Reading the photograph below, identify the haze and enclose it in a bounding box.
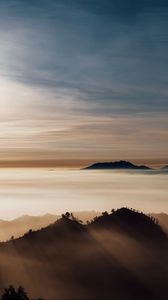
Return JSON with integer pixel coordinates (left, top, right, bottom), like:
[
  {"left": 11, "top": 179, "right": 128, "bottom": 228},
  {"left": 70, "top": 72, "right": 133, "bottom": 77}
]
[{"left": 0, "top": 168, "right": 167, "bottom": 220}]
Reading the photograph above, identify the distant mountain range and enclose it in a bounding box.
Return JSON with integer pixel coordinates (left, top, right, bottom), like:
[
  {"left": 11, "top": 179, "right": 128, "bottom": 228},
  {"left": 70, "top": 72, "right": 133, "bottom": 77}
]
[
  {"left": 0, "top": 208, "right": 167, "bottom": 300},
  {"left": 83, "top": 160, "right": 168, "bottom": 171},
  {"left": 0, "top": 211, "right": 101, "bottom": 241},
  {"left": 0, "top": 213, "right": 59, "bottom": 241}
]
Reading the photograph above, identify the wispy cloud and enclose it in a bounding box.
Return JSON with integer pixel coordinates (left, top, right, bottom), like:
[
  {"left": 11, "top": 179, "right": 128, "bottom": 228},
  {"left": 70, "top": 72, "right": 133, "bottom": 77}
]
[{"left": 0, "top": 0, "right": 167, "bottom": 163}]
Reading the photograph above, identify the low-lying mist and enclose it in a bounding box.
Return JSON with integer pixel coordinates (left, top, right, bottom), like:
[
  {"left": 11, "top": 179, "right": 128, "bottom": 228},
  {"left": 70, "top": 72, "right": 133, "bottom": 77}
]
[{"left": 0, "top": 169, "right": 167, "bottom": 219}]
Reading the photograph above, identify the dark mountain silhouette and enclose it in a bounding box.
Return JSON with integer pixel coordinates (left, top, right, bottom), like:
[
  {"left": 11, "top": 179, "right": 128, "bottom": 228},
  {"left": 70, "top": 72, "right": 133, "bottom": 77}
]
[
  {"left": 0, "top": 210, "right": 167, "bottom": 242},
  {"left": 0, "top": 211, "right": 100, "bottom": 241},
  {"left": 6, "top": 209, "right": 166, "bottom": 245},
  {"left": 83, "top": 160, "right": 152, "bottom": 170},
  {"left": 89, "top": 208, "right": 167, "bottom": 243},
  {"left": 0, "top": 208, "right": 167, "bottom": 300}
]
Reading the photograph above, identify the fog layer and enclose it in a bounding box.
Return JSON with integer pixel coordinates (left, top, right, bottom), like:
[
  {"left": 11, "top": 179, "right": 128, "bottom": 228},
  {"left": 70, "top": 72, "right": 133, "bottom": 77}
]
[{"left": 0, "top": 169, "right": 167, "bottom": 219}]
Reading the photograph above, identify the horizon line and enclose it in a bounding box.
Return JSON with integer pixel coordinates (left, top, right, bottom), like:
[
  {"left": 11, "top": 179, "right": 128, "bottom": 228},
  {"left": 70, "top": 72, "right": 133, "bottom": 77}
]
[{"left": 0, "top": 159, "right": 167, "bottom": 168}]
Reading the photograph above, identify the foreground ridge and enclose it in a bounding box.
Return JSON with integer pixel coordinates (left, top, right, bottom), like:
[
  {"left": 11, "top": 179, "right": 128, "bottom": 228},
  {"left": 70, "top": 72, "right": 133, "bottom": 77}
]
[{"left": 0, "top": 208, "right": 167, "bottom": 300}]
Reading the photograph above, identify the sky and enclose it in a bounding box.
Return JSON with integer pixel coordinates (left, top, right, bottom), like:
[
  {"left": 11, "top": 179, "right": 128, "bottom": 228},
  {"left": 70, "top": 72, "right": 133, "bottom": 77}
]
[{"left": 0, "top": 0, "right": 168, "bottom": 167}]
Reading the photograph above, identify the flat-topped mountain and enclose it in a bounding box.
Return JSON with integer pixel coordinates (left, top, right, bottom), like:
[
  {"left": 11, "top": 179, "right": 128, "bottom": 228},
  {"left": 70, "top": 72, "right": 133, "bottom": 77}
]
[{"left": 83, "top": 160, "right": 152, "bottom": 170}]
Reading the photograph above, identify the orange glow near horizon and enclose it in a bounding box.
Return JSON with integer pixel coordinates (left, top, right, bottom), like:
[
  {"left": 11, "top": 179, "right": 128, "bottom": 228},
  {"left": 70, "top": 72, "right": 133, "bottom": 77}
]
[{"left": 0, "top": 158, "right": 167, "bottom": 169}]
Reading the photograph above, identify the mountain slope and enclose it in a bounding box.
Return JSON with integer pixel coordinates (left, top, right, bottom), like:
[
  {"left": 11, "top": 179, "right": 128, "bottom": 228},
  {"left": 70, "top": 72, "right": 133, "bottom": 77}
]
[
  {"left": 0, "top": 211, "right": 100, "bottom": 241},
  {"left": 0, "top": 208, "right": 167, "bottom": 300},
  {"left": 0, "top": 214, "right": 59, "bottom": 241},
  {"left": 89, "top": 208, "right": 167, "bottom": 242},
  {"left": 152, "top": 213, "right": 168, "bottom": 234}
]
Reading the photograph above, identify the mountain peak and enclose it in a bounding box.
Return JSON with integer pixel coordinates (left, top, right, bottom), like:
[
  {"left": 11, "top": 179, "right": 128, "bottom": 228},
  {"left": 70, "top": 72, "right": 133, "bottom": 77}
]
[
  {"left": 89, "top": 208, "right": 167, "bottom": 242},
  {"left": 9, "top": 208, "right": 167, "bottom": 247}
]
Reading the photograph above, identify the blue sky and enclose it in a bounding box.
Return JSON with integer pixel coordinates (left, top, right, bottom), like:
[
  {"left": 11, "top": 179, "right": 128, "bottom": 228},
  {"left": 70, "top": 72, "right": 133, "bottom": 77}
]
[{"left": 0, "top": 0, "right": 167, "bottom": 165}]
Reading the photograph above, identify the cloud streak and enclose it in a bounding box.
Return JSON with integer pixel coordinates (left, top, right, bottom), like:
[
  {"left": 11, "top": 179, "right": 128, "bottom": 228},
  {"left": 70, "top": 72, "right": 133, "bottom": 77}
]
[{"left": 0, "top": 0, "right": 167, "bottom": 164}]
